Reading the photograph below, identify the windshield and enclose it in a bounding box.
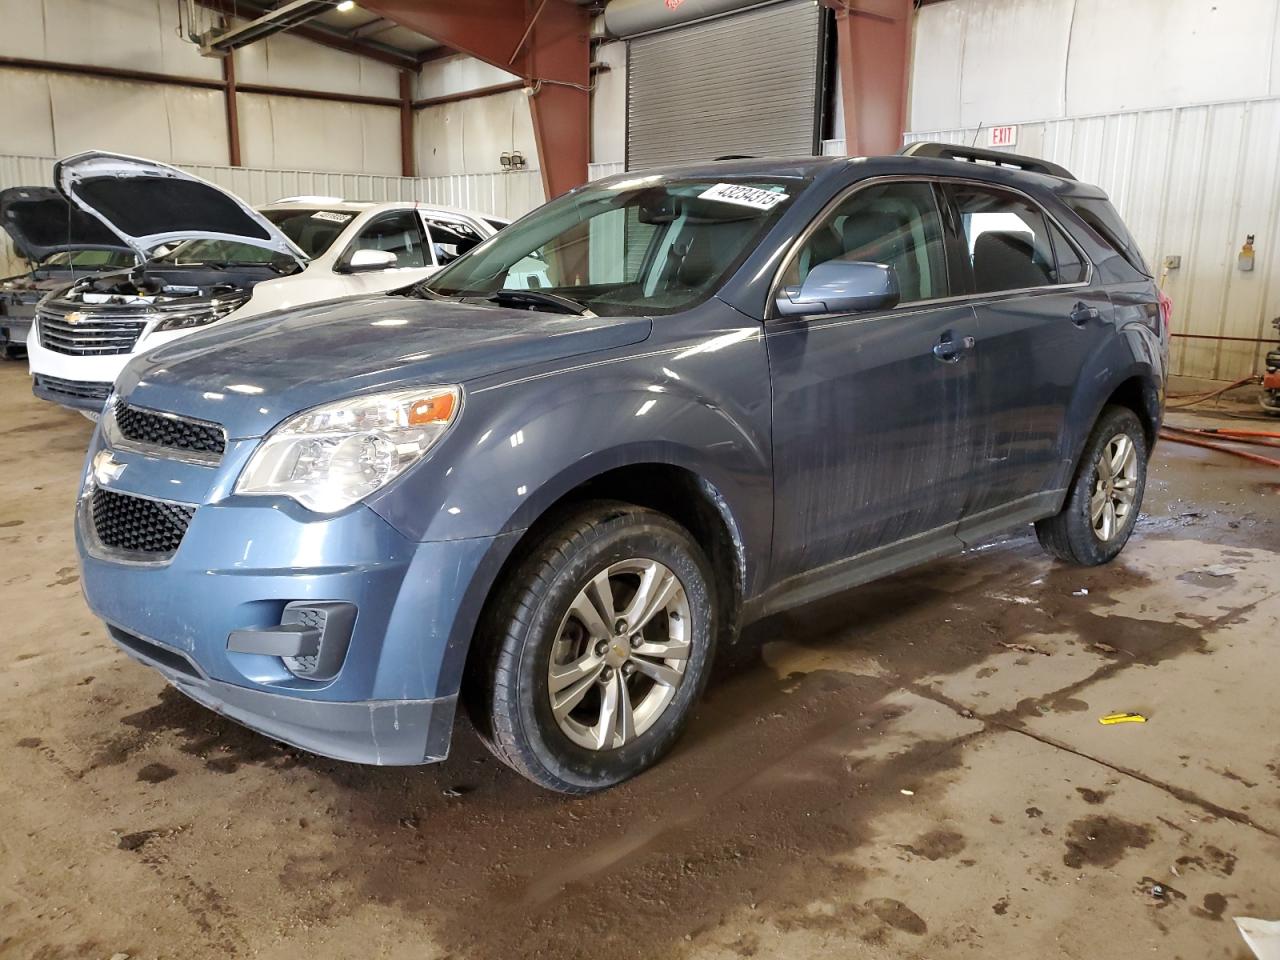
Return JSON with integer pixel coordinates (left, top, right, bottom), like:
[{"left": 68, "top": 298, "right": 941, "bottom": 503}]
[
  {"left": 425, "top": 177, "right": 803, "bottom": 316},
  {"left": 156, "top": 207, "right": 355, "bottom": 265},
  {"left": 41, "top": 249, "right": 135, "bottom": 269}
]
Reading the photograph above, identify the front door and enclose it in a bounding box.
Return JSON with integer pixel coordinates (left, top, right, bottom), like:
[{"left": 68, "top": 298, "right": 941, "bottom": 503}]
[{"left": 766, "top": 180, "right": 981, "bottom": 591}]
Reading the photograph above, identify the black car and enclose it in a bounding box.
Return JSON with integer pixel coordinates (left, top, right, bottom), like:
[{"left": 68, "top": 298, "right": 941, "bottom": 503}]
[
  {"left": 82, "top": 143, "right": 1167, "bottom": 793},
  {"left": 0, "top": 186, "right": 136, "bottom": 358}
]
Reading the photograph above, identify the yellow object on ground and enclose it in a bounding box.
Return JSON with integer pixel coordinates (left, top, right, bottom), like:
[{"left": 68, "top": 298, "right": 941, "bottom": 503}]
[{"left": 1099, "top": 712, "right": 1148, "bottom": 725}]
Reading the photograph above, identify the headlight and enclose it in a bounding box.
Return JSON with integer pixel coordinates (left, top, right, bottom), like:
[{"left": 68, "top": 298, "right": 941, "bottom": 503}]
[
  {"left": 152, "top": 295, "right": 247, "bottom": 332},
  {"left": 235, "top": 386, "right": 460, "bottom": 513}
]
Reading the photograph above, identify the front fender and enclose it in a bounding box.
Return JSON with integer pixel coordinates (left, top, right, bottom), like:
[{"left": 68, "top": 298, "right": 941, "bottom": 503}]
[{"left": 367, "top": 348, "right": 773, "bottom": 559}]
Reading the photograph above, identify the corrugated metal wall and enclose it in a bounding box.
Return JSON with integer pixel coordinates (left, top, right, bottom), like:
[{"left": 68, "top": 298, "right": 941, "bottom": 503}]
[
  {"left": 1, "top": 156, "right": 625, "bottom": 278},
  {"left": 907, "top": 97, "right": 1280, "bottom": 382}
]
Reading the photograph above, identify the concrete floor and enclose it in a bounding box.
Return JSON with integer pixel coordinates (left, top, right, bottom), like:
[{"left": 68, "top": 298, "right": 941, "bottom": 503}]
[{"left": 1, "top": 360, "right": 1278, "bottom": 960}]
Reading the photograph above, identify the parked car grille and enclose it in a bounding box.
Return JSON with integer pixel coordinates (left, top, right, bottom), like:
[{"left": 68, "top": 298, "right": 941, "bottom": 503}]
[
  {"left": 91, "top": 487, "right": 195, "bottom": 558},
  {"left": 113, "top": 398, "right": 226, "bottom": 457},
  {"left": 37, "top": 302, "right": 148, "bottom": 356},
  {"left": 33, "top": 375, "right": 112, "bottom": 404}
]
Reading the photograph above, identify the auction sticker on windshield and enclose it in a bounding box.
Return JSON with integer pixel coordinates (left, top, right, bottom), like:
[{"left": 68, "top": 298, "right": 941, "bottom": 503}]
[
  {"left": 698, "top": 183, "right": 788, "bottom": 210},
  {"left": 311, "top": 211, "right": 353, "bottom": 223}
]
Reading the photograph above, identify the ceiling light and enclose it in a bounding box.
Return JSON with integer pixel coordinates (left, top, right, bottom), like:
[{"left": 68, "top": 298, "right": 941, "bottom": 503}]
[{"left": 336, "top": 1, "right": 356, "bottom": 11}]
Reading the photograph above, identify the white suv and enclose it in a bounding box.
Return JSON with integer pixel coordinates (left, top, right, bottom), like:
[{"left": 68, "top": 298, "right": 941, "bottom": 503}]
[{"left": 26, "top": 152, "right": 508, "bottom": 415}]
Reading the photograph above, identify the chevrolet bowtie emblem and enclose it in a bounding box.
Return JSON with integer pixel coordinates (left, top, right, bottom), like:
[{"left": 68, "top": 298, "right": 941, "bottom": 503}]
[
  {"left": 91, "top": 449, "right": 126, "bottom": 486},
  {"left": 64, "top": 311, "right": 85, "bottom": 325}
]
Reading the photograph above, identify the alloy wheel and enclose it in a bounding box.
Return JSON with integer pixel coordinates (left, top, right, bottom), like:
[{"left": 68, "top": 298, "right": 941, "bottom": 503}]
[
  {"left": 547, "top": 558, "right": 691, "bottom": 751},
  {"left": 1091, "top": 433, "right": 1139, "bottom": 541}
]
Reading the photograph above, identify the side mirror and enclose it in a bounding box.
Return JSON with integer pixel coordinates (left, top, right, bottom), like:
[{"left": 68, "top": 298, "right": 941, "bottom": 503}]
[
  {"left": 774, "top": 260, "right": 900, "bottom": 317},
  {"left": 344, "top": 248, "right": 398, "bottom": 273}
]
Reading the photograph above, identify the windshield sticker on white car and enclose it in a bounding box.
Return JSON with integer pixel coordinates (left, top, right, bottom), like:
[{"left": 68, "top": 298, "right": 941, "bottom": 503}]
[
  {"left": 697, "top": 183, "right": 789, "bottom": 210},
  {"left": 311, "top": 211, "right": 353, "bottom": 223}
]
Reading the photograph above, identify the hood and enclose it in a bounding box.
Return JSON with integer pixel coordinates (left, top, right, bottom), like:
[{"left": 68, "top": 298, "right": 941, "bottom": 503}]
[
  {"left": 0, "top": 186, "right": 132, "bottom": 263},
  {"left": 54, "top": 151, "right": 307, "bottom": 264},
  {"left": 119, "top": 296, "right": 653, "bottom": 439}
]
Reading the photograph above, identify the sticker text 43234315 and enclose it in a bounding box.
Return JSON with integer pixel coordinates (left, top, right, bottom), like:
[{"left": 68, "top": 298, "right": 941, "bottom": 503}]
[{"left": 698, "top": 183, "right": 789, "bottom": 211}]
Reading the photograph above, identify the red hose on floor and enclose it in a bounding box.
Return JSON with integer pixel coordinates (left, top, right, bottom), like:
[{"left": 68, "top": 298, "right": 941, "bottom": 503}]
[
  {"left": 1159, "top": 429, "right": 1280, "bottom": 467},
  {"left": 1163, "top": 426, "right": 1280, "bottom": 449},
  {"left": 1166, "top": 376, "right": 1260, "bottom": 408}
]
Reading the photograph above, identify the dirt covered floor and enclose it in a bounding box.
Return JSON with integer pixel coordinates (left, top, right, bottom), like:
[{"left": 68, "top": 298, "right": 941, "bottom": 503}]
[{"left": 1, "top": 361, "right": 1278, "bottom": 960}]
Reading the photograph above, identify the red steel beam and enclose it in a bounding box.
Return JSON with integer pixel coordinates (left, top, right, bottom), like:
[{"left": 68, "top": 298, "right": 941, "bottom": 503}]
[
  {"left": 828, "top": 0, "right": 913, "bottom": 156},
  {"left": 357, "top": 0, "right": 592, "bottom": 199}
]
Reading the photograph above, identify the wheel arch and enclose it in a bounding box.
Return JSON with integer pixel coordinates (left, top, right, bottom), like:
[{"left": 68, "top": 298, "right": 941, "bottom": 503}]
[{"left": 446, "top": 461, "right": 751, "bottom": 707}]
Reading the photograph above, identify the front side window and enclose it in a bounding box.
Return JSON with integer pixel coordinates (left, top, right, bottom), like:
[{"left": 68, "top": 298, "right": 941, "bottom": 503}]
[
  {"left": 346, "top": 211, "right": 426, "bottom": 268},
  {"left": 952, "top": 186, "right": 1061, "bottom": 293},
  {"left": 780, "top": 181, "right": 948, "bottom": 304},
  {"left": 425, "top": 177, "right": 803, "bottom": 317}
]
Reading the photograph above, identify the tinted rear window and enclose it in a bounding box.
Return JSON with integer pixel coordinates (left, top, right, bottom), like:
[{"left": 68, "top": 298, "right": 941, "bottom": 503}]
[{"left": 1064, "top": 197, "right": 1151, "bottom": 278}]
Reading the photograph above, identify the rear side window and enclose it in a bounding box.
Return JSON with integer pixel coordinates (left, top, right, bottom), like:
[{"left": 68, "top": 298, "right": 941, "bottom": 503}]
[
  {"left": 1063, "top": 197, "right": 1151, "bottom": 278},
  {"left": 424, "top": 216, "right": 484, "bottom": 265},
  {"left": 951, "top": 185, "right": 1057, "bottom": 293}
]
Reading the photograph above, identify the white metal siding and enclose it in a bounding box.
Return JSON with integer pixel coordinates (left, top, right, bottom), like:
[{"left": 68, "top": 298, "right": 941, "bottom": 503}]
[
  {"left": 626, "top": 0, "right": 824, "bottom": 169},
  {"left": 907, "top": 98, "right": 1280, "bottom": 382}
]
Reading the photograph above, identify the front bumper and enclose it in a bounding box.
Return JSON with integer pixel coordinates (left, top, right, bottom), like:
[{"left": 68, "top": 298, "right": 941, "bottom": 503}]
[
  {"left": 79, "top": 423, "right": 516, "bottom": 765},
  {"left": 109, "top": 623, "right": 454, "bottom": 764},
  {"left": 32, "top": 373, "right": 112, "bottom": 411}
]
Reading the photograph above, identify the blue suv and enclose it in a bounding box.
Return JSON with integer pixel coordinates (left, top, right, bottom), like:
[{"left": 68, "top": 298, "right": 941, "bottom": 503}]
[{"left": 78, "top": 144, "right": 1167, "bottom": 793}]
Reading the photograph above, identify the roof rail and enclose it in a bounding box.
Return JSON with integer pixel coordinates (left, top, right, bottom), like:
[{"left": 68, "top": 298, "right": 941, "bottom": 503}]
[{"left": 898, "top": 141, "right": 1076, "bottom": 181}]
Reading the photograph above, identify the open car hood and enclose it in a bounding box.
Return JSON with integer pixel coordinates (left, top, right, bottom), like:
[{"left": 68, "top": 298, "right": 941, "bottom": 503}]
[
  {"left": 0, "top": 186, "right": 133, "bottom": 263},
  {"left": 54, "top": 151, "right": 308, "bottom": 264}
]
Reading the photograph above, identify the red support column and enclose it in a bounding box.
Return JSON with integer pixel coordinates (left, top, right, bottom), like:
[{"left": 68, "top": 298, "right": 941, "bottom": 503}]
[
  {"left": 222, "top": 54, "right": 242, "bottom": 167},
  {"left": 400, "top": 70, "right": 415, "bottom": 178},
  {"left": 830, "top": 0, "right": 913, "bottom": 157},
  {"left": 356, "top": 0, "right": 592, "bottom": 199}
]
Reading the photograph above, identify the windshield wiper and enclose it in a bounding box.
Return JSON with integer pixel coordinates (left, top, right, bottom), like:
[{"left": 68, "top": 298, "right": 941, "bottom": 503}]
[{"left": 489, "top": 289, "right": 591, "bottom": 316}]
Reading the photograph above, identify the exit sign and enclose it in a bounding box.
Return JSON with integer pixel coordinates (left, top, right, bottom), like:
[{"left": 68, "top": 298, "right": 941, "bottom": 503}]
[{"left": 988, "top": 125, "right": 1019, "bottom": 147}]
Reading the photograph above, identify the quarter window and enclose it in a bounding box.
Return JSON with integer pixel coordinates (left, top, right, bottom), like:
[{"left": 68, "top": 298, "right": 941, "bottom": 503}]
[
  {"left": 1048, "top": 220, "right": 1087, "bottom": 284},
  {"left": 347, "top": 211, "right": 426, "bottom": 269},
  {"left": 781, "top": 182, "right": 948, "bottom": 304}
]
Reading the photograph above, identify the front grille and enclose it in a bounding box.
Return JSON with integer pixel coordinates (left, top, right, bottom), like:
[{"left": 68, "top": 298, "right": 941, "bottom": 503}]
[
  {"left": 113, "top": 398, "right": 226, "bottom": 457},
  {"left": 34, "top": 375, "right": 112, "bottom": 403},
  {"left": 37, "top": 302, "right": 147, "bottom": 356},
  {"left": 91, "top": 487, "right": 194, "bottom": 557}
]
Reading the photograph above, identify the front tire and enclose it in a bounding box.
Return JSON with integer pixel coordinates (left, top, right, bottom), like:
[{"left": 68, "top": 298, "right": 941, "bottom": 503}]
[
  {"left": 468, "top": 502, "right": 716, "bottom": 794},
  {"left": 1035, "top": 405, "right": 1148, "bottom": 566}
]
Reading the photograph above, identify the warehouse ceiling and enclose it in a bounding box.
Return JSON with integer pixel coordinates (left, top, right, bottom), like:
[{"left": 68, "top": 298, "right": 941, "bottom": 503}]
[{"left": 193, "top": 0, "right": 445, "bottom": 68}]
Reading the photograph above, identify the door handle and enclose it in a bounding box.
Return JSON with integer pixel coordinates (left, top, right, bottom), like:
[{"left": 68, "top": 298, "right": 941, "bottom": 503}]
[
  {"left": 933, "top": 333, "right": 976, "bottom": 362},
  {"left": 1070, "top": 302, "right": 1101, "bottom": 326}
]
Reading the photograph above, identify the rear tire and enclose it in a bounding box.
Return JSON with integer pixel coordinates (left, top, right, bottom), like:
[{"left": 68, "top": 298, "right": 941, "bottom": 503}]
[
  {"left": 467, "top": 501, "right": 716, "bottom": 794},
  {"left": 1036, "top": 405, "right": 1148, "bottom": 566}
]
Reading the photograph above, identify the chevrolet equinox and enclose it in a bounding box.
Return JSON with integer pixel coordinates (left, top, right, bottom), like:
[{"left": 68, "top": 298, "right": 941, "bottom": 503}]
[{"left": 78, "top": 144, "right": 1168, "bottom": 793}]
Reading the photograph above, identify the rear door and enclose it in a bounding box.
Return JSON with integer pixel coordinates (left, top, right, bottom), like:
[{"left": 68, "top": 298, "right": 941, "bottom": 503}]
[
  {"left": 765, "top": 179, "right": 981, "bottom": 589},
  {"left": 942, "top": 182, "right": 1112, "bottom": 540}
]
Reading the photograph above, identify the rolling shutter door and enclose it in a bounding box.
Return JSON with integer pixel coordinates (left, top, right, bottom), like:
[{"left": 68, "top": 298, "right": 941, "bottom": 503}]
[{"left": 626, "top": 0, "right": 825, "bottom": 169}]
